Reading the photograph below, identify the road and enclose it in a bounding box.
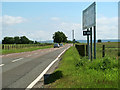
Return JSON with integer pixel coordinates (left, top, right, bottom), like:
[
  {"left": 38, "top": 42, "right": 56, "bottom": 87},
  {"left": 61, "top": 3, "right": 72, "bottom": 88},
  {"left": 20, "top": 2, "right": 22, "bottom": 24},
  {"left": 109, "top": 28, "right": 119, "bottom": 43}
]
[{"left": 1, "top": 44, "right": 71, "bottom": 89}]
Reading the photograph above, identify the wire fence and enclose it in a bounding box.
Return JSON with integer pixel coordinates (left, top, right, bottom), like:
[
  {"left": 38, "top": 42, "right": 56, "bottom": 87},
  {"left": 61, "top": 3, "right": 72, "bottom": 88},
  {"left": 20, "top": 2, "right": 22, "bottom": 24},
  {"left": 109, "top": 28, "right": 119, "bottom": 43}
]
[
  {"left": 75, "top": 42, "right": 118, "bottom": 59},
  {"left": 96, "top": 43, "right": 118, "bottom": 59}
]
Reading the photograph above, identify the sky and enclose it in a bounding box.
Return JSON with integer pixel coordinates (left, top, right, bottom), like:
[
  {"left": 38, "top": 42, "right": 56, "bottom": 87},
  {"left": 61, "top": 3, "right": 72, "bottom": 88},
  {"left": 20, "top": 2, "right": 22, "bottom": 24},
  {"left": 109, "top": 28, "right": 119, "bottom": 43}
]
[{"left": 1, "top": 2, "right": 118, "bottom": 41}]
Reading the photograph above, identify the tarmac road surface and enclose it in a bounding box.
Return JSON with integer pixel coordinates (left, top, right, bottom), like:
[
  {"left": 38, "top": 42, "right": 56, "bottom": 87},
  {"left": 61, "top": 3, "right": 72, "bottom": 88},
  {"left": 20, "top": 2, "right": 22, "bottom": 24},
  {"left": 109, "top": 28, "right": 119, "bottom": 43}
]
[{"left": 1, "top": 44, "right": 71, "bottom": 89}]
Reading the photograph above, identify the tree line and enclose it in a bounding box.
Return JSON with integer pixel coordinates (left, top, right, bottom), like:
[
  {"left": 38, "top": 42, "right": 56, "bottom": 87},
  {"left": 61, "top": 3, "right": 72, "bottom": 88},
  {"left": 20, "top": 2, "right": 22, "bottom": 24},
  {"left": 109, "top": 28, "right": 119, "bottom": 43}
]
[
  {"left": 2, "top": 31, "right": 78, "bottom": 44},
  {"left": 2, "top": 36, "right": 40, "bottom": 44}
]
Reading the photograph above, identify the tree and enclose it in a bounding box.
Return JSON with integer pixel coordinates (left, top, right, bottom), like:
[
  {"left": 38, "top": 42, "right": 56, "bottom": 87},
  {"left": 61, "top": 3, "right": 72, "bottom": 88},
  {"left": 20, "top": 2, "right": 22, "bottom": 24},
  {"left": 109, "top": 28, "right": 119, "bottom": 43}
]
[
  {"left": 29, "top": 40, "right": 34, "bottom": 44},
  {"left": 2, "top": 36, "right": 36, "bottom": 44},
  {"left": 20, "top": 36, "right": 30, "bottom": 44},
  {"left": 98, "top": 39, "right": 102, "bottom": 43},
  {"left": 2, "top": 37, "right": 14, "bottom": 44},
  {"left": 34, "top": 41, "right": 40, "bottom": 44},
  {"left": 14, "top": 36, "right": 21, "bottom": 44},
  {"left": 53, "top": 31, "right": 67, "bottom": 43}
]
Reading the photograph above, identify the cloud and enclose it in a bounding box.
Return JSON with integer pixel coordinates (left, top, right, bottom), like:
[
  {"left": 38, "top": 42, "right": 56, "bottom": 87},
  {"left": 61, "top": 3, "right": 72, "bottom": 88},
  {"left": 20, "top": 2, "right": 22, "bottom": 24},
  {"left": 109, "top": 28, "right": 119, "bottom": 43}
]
[
  {"left": 97, "top": 17, "right": 118, "bottom": 39},
  {"left": 2, "top": 15, "right": 118, "bottom": 41},
  {"left": 27, "top": 30, "right": 52, "bottom": 41},
  {"left": 1, "top": 15, "right": 26, "bottom": 25},
  {"left": 50, "top": 17, "right": 60, "bottom": 21},
  {"left": 2, "top": 29, "right": 52, "bottom": 41},
  {"left": 53, "top": 22, "right": 85, "bottom": 40},
  {"left": 54, "top": 16, "right": 118, "bottom": 40}
]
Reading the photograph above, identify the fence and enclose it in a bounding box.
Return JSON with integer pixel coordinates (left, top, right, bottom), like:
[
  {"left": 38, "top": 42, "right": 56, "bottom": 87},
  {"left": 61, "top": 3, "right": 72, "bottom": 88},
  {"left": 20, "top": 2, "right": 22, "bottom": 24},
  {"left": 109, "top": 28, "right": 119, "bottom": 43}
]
[
  {"left": 96, "top": 43, "right": 118, "bottom": 59},
  {"left": 75, "top": 42, "right": 118, "bottom": 59},
  {"left": 1, "top": 43, "right": 53, "bottom": 50}
]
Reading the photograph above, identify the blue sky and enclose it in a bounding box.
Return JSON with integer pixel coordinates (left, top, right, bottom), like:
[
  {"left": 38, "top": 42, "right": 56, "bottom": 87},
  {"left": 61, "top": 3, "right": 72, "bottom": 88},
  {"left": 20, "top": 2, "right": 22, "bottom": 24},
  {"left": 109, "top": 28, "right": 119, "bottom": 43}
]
[{"left": 2, "top": 2, "right": 118, "bottom": 41}]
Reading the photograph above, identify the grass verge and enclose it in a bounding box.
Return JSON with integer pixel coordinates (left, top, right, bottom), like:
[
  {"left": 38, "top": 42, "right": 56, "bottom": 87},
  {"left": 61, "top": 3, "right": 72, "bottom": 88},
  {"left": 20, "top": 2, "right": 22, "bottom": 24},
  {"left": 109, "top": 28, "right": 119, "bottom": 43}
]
[
  {"left": 45, "top": 46, "right": 118, "bottom": 88},
  {"left": 2, "top": 45, "right": 53, "bottom": 55}
]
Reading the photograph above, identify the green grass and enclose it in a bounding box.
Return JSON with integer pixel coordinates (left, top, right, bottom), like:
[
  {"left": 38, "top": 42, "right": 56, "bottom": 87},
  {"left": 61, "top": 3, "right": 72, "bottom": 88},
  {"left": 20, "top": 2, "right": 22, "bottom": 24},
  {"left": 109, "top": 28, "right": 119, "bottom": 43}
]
[
  {"left": 2, "top": 45, "right": 53, "bottom": 55},
  {"left": 45, "top": 45, "right": 118, "bottom": 88}
]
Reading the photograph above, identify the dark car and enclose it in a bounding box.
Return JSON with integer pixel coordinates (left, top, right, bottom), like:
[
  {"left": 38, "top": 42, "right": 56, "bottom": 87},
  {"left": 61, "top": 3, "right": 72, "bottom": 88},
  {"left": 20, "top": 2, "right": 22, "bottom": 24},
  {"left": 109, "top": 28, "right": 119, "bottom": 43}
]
[
  {"left": 54, "top": 43, "right": 60, "bottom": 48},
  {"left": 59, "top": 43, "right": 63, "bottom": 47}
]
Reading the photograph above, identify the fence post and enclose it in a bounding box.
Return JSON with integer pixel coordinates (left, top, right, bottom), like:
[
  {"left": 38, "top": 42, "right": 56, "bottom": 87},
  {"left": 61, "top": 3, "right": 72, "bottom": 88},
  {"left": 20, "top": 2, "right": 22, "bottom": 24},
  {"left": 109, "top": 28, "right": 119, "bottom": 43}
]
[
  {"left": 2, "top": 45, "right": 4, "bottom": 49},
  {"left": 102, "top": 45, "right": 105, "bottom": 57},
  {"left": 8, "top": 45, "right": 9, "bottom": 50}
]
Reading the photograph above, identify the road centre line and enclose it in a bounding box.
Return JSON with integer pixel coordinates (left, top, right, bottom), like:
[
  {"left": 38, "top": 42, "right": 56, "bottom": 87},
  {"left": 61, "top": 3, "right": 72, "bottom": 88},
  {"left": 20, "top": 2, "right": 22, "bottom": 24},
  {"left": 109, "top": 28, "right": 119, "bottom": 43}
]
[
  {"left": 0, "top": 64, "right": 4, "bottom": 67},
  {"left": 25, "top": 46, "right": 71, "bottom": 90},
  {"left": 12, "top": 58, "right": 23, "bottom": 63}
]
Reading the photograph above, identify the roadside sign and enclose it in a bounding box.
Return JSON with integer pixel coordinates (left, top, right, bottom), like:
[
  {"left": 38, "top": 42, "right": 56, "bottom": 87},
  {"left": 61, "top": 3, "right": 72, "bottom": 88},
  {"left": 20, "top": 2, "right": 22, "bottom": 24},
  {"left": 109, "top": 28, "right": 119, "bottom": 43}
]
[
  {"left": 83, "top": 2, "right": 96, "bottom": 30},
  {"left": 82, "top": 2, "right": 96, "bottom": 60},
  {"left": 83, "top": 31, "right": 90, "bottom": 36}
]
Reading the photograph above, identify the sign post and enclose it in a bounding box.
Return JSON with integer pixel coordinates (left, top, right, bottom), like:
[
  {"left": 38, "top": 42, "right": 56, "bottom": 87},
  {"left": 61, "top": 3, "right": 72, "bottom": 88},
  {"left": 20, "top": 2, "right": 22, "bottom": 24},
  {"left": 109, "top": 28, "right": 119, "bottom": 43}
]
[
  {"left": 90, "top": 27, "right": 92, "bottom": 61},
  {"left": 94, "top": 26, "right": 96, "bottom": 59},
  {"left": 82, "top": 2, "right": 96, "bottom": 61},
  {"left": 87, "top": 29, "right": 90, "bottom": 60}
]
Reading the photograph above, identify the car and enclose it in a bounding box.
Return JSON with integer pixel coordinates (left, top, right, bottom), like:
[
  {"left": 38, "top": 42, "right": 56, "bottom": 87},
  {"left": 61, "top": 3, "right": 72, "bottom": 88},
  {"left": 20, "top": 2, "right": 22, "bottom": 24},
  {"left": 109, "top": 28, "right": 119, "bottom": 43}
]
[
  {"left": 54, "top": 43, "right": 60, "bottom": 48},
  {"left": 59, "top": 43, "right": 63, "bottom": 47}
]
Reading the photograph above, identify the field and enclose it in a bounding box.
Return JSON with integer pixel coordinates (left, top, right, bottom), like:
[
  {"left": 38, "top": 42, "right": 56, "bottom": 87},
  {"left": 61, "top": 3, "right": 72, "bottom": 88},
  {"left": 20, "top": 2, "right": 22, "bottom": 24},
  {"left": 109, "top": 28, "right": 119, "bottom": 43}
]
[
  {"left": 44, "top": 42, "right": 119, "bottom": 88},
  {"left": 0, "top": 44, "right": 53, "bottom": 55}
]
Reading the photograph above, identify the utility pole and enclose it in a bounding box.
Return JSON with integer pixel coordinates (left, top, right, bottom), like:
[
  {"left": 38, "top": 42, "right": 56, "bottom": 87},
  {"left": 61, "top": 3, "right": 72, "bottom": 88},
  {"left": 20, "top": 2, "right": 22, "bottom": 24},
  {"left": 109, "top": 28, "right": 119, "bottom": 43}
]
[{"left": 72, "top": 30, "right": 74, "bottom": 46}]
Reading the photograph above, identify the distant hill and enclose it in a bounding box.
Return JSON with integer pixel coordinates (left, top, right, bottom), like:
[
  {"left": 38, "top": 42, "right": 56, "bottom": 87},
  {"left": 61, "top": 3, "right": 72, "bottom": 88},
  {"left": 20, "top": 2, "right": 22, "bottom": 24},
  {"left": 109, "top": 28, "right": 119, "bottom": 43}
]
[{"left": 77, "top": 39, "right": 118, "bottom": 43}]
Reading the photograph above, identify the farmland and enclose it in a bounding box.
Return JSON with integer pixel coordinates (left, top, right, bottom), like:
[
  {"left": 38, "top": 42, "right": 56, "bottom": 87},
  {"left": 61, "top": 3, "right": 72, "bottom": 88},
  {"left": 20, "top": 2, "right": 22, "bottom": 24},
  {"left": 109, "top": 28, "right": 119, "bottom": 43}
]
[{"left": 44, "top": 42, "right": 119, "bottom": 88}]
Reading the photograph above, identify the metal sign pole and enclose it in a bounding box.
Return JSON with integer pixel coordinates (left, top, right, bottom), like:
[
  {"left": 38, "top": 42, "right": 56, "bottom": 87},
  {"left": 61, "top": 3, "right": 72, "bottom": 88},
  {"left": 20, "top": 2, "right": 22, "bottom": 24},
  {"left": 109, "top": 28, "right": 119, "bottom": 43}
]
[
  {"left": 94, "top": 2, "right": 96, "bottom": 59},
  {"left": 87, "top": 29, "right": 90, "bottom": 60},
  {"left": 94, "top": 26, "right": 96, "bottom": 59},
  {"left": 90, "top": 27, "right": 92, "bottom": 61}
]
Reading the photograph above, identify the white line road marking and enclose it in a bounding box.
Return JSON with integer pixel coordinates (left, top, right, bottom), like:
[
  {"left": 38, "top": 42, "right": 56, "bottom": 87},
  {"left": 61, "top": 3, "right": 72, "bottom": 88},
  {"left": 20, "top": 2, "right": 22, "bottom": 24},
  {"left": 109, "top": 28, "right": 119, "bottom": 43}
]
[
  {"left": 25, "top": 46, "right": 71, "bottom": 90},
  {"left": 12, "top": 58, "right": 23, "bottom": 63},
  {"left": 0, "top": 64, "right": 4, "bottom": 67}
]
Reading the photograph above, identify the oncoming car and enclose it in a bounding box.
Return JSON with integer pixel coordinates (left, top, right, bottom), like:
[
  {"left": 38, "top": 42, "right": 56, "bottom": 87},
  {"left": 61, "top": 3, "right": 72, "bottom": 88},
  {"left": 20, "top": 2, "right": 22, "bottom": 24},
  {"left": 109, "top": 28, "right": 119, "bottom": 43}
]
[{"left": 54, "top": 43, "right": 60, "bottom": 48}]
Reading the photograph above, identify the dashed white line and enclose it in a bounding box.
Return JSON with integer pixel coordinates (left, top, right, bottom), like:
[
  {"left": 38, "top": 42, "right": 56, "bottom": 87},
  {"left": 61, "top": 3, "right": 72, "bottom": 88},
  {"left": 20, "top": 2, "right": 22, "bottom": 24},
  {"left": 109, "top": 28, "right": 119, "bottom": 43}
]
[
  {"left": 12, "top": 58, "right": 23, "bottom": 63},
  {"left": 0, "top": 64, "right": 4, "bottom": 67}
]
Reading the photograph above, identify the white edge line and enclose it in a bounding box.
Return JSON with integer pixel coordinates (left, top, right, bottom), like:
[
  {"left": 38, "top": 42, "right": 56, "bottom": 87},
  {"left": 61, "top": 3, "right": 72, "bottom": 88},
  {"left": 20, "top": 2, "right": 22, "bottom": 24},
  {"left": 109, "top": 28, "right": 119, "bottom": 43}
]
[
  {"left": 25, "top": 46, "right": 71, "bottom": 90},
  {"left": 0, "top": 64, "right": 4, "bottom": 67},
  {"left": 12, "top": 58, "right": 23, "bottom": 63}
]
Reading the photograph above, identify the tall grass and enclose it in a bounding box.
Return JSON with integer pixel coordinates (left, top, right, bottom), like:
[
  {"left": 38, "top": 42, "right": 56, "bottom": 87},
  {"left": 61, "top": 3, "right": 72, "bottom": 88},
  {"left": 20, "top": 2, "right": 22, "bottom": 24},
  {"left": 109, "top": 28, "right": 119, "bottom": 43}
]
[{"left": 46, "top": 46, "right": 118, "bottom": 88}]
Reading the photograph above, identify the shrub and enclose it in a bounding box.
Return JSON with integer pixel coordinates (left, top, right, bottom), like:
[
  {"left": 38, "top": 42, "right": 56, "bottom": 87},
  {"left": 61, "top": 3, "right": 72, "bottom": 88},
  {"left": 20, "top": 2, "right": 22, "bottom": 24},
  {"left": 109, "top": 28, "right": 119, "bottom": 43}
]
[
  {"left": 75, "top": 56, "right": 118, "bottom": 71},
  {"left": 98, "top": 39, "right": 102, "bottom": 43}
]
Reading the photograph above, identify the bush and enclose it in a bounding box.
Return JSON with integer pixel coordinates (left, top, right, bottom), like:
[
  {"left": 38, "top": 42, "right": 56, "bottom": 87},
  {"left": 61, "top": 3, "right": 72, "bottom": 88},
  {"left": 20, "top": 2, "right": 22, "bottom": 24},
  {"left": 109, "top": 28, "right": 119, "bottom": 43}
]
[
  {"left": 98, "top": 39, "right": 102, "bottom": 43},
  {"left": 75, "top": 57, "right": 118, "bottom": 71}
]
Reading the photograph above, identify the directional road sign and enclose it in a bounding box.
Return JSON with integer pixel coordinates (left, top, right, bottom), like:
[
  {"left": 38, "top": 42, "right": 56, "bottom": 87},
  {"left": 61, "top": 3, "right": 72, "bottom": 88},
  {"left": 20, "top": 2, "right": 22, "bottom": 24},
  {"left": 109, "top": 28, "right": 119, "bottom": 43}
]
[{"left": 83, "top": 31, "right": 91, "bottom": 36}]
